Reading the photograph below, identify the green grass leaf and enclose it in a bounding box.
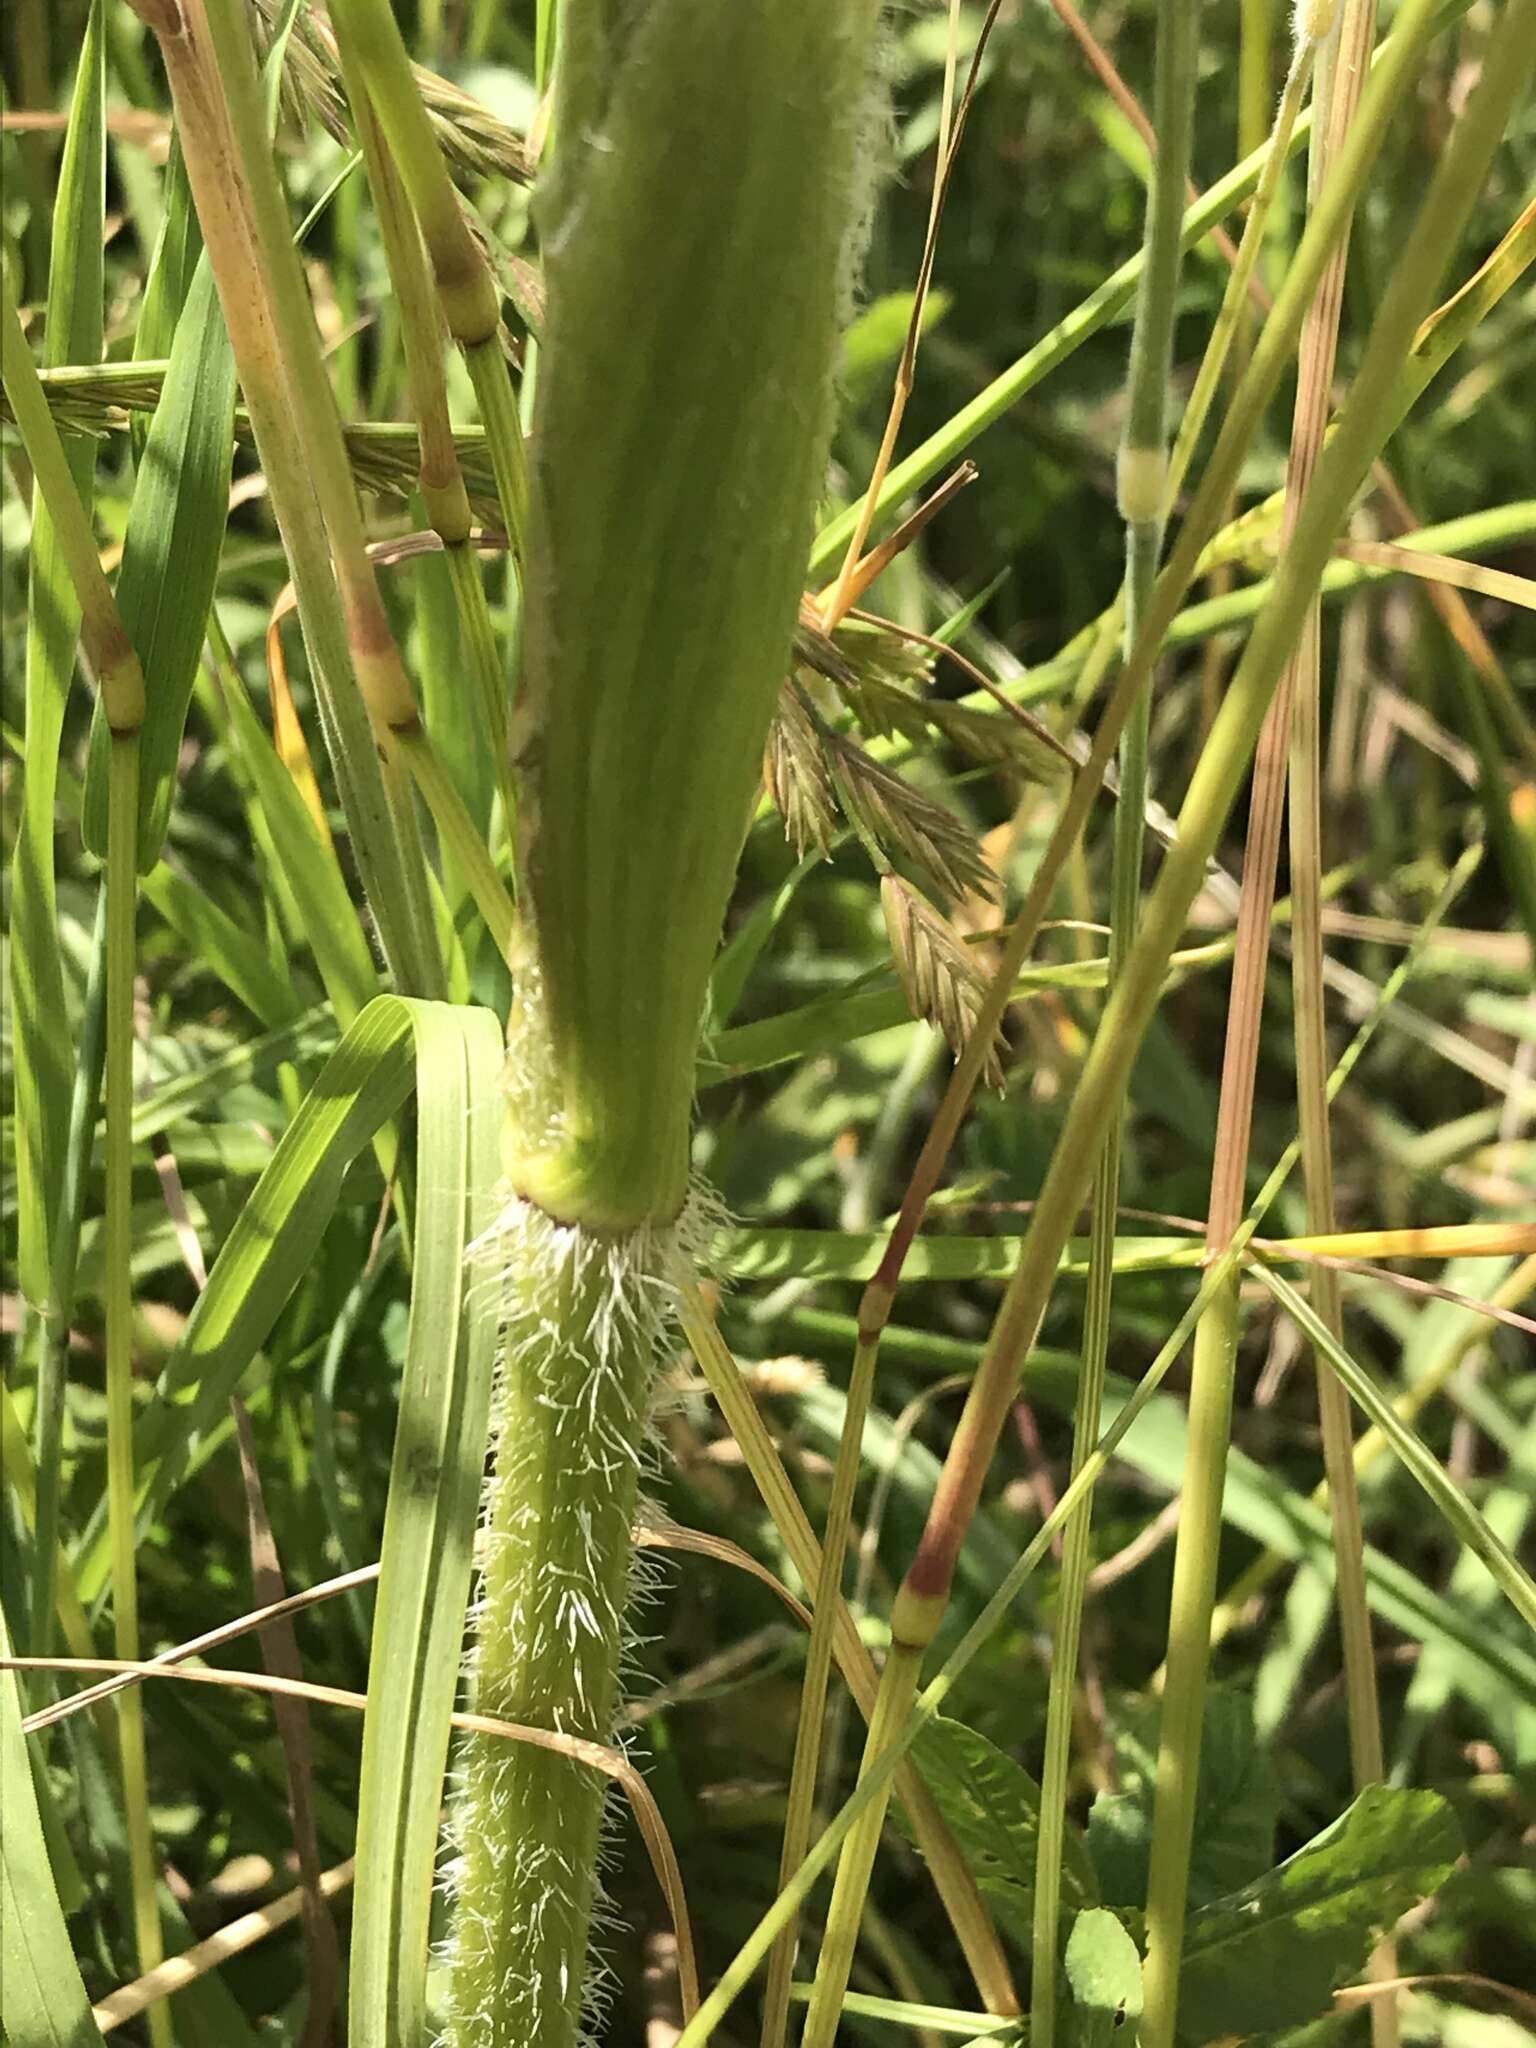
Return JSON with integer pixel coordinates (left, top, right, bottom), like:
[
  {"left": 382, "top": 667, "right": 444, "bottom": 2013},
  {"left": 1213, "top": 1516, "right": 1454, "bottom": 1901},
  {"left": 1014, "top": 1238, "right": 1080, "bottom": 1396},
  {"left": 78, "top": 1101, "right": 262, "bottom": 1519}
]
[
  {"left": 0, "top": 1611, "right": 100, "bottom": 2048},
  {"left": 1176, "top": 1785, "right": 1462, "bottom": 2041},
  {"left": 75, "top": 996, "right": 459, "bottom": 1596},
  {"left": 11, "top": 0, "right": 104, "bottom": 1306},
  {"left": 81, "top": 252, "right": 237, "bottom": 867},
  {"left": 351, "top": 1000, "right": 503, "bottom": 2048}
]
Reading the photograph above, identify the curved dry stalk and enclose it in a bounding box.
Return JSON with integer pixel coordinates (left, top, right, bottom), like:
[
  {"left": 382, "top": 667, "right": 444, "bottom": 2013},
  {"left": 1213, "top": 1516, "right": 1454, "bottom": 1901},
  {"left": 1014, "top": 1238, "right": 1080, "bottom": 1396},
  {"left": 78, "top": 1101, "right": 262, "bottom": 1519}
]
[
  {"left": 93, "top": 1861, "right": 357, "bottom": 2034},
  {"left": 3, "top": 1653, "right": 701, "bottom": 2024}
]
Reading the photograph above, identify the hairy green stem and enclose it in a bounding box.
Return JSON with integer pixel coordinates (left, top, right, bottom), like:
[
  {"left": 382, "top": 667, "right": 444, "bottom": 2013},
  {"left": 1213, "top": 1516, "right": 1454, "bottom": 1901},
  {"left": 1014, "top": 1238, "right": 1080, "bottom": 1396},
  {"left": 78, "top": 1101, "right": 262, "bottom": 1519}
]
[{"left": 446, "top": 1194, "right": 683, "bottom": 2048}]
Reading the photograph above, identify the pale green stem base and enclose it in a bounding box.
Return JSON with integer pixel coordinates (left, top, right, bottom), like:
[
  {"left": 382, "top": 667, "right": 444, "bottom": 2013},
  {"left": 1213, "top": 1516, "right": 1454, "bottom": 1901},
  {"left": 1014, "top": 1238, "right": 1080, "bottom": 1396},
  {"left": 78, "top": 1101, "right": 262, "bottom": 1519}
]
[
  {"left": 445, "top": 1196, "right": 675, "bottom": 2048},
  {"left": 1139, "top": 1276, "right": 1241, "bottom": 2048}
]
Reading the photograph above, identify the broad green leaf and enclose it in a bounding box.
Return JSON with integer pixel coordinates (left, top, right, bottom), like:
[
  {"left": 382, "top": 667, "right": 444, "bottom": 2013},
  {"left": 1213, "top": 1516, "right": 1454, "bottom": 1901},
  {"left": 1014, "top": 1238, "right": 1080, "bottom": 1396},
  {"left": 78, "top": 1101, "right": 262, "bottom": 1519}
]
[
  {"left": 1176, "top": 1785, "right": 1462, "bottom": 2041},
  {"left": 82, "top": 252, "right": 237, "bottom": 866},
  {"left": 1063, "top": 1908, "right": 1143, "bottom": 2047},
  {"left": 351, "top": 1002, "right": 504, "bottom": 2048},
  {"left": 11, "top": 0, "right": 103, "bottom": 1306},
  {"left": 909, "top": 1715, "right": 1098, "bottom": 1947},
  {"left": 0, "top": 1611, "right": 100, "bottom": 2048},
  {"left": 1087, "top": 1687, "right": 1278, "bottom": 1911}
]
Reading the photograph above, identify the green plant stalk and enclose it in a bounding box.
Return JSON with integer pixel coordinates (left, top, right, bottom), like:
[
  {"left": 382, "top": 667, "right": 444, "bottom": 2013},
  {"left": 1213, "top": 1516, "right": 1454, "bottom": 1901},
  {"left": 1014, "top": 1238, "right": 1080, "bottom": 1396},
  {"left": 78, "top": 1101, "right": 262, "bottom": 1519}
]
[
  {"left": 394, "top": 722, "right": 515, "bottom": 955},
  {"left": 1142, "top": 2, "right": 1392, "bottom": 2034},
  {"left": 443, "top": 8, "right": 886, "bottom": 2045},
  {"left": 812, "top": 0, "right": 1452, "bottom": 1452},
  {"left": 679, "top": 1293, "right": 1018, "bottom": 2013},
  {"left": 760, "top": 1292, "right": 908, "bottom": 2048},
  {"left": 1138, "top": 4, "right": 1536, "bottom": 2036},
  {"left": 105, "top": 729, "right": 171, "bottom": 2048},
  {"left": 0, "top": 273, "right": 143, "bottom": 733},
  {"left": 12, "top": 0, "right": 103, "bottom": 1315},
  {"left": 1289, "top": 0, "right": 1391, "bottom": 1810},
  {"left": 31, "top": 897, "right": 108, "bottom": 1665},
  {"left": 327, "top": 0, "right": 530, "bottom": 561},
  {"left": 1032, "top": 0, "right": 1199, "bottom": 2025},
  {"left": 124, "top": 0, "right": 444, "bottom": 999},
  {"left": 805, "top": 0, "right": 1533, "bottom": 2026},
  {"left": 445, "top": 1202, "right": 678, "bottom": 2048}
]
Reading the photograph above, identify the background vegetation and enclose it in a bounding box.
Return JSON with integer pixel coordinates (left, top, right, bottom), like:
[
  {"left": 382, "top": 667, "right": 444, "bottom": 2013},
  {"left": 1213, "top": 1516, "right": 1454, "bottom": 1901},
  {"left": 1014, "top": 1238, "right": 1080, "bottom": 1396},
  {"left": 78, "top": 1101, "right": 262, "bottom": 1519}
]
[{"left": 3, "top": 1, "right": 1534, "bottom": 2044}]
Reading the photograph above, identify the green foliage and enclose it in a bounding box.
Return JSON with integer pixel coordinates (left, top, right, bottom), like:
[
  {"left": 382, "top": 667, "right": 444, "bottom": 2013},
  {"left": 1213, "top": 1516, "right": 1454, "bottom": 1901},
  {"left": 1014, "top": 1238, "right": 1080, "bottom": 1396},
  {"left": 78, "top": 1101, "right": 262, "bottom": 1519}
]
[
  {"left": 1088, "top": 1687, "right": 1280, "bottom": 1911},
  {"left": 1063, "top": 1908, "right": 1143, "bottom": 2046},
  {"left": 1177, "top": 1786, "right": 1463, "bottom": 2041},
  {"left": 909, "top": 1715, "right": 1098, "bottom": 1948},
  {"left": 3, "top": 0, "right": 1534, "bottom": 2042}
]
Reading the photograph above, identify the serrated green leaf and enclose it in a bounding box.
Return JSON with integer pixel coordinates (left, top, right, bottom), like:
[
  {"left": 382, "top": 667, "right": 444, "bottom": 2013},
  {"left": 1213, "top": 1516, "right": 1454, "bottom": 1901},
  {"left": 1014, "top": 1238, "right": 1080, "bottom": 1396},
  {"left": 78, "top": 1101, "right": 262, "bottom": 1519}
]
[
  {"left": 1176, "top": 1785, "right": 1462, "bottom": 2042},
  {"left": 1088, "top": 1686, "right": 1278, "bottom": 1911},
  {"left": 909, "top": 1715, "right": 1098, "bottom": 1947},
  {"left": 1064, "top": 1907, "right": 1143, "bottom": 2046},
  {"left": 81, "top": 252, "right": 236, "bottom": 866}
]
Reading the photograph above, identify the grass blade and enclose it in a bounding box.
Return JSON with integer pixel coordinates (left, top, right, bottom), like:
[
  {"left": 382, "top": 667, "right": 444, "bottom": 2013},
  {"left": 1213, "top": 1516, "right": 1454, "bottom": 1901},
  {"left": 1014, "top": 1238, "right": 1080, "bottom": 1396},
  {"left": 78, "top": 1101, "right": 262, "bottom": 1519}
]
[
  {"left": 81, "top": 251, "right": 237, "bottom": 867},
  {"left": 350, "top": 1002, "right": 503, "bottom": 2048}
]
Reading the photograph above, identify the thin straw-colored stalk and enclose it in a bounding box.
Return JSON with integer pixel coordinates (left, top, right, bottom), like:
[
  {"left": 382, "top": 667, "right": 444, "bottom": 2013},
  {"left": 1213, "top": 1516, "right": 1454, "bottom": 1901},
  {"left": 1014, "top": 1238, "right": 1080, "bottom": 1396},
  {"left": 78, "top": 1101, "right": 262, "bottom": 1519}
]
[
  {"left": 331, "top": 53, "right": 518, "bottom": 843},
  {"left": 1135, "top": 5, "right": 1536, "bottom": 2039},
  {"left": 677, "top": 1289, "right": 1016, "bottom": 2014},
  {"left": 1282, "top": 11, "right": 1400, "bottom": 2040},
  {"left": 1139, "top": 1, "right": 1390, "bottom": 2036},
  {"left": 1030, "top": 0, "right": 1200, "bottom": 2032},
  {"left": 815, "top": 0, "right": 1444, "bottom": 1478},
  {"left": 820, "top": 0, "right": 963, "bottom": 631},
  {"left": 803, "top": 0, "right": 1533, "bottom": 2028}
]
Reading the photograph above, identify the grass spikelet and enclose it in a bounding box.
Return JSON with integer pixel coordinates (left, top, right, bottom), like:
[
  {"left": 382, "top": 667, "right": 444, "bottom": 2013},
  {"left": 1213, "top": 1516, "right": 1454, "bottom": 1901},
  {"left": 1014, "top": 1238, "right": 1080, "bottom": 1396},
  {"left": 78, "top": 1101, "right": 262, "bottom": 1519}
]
[{"left": 882, "top": 874, "right": 1006, "bottom": 1084}]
